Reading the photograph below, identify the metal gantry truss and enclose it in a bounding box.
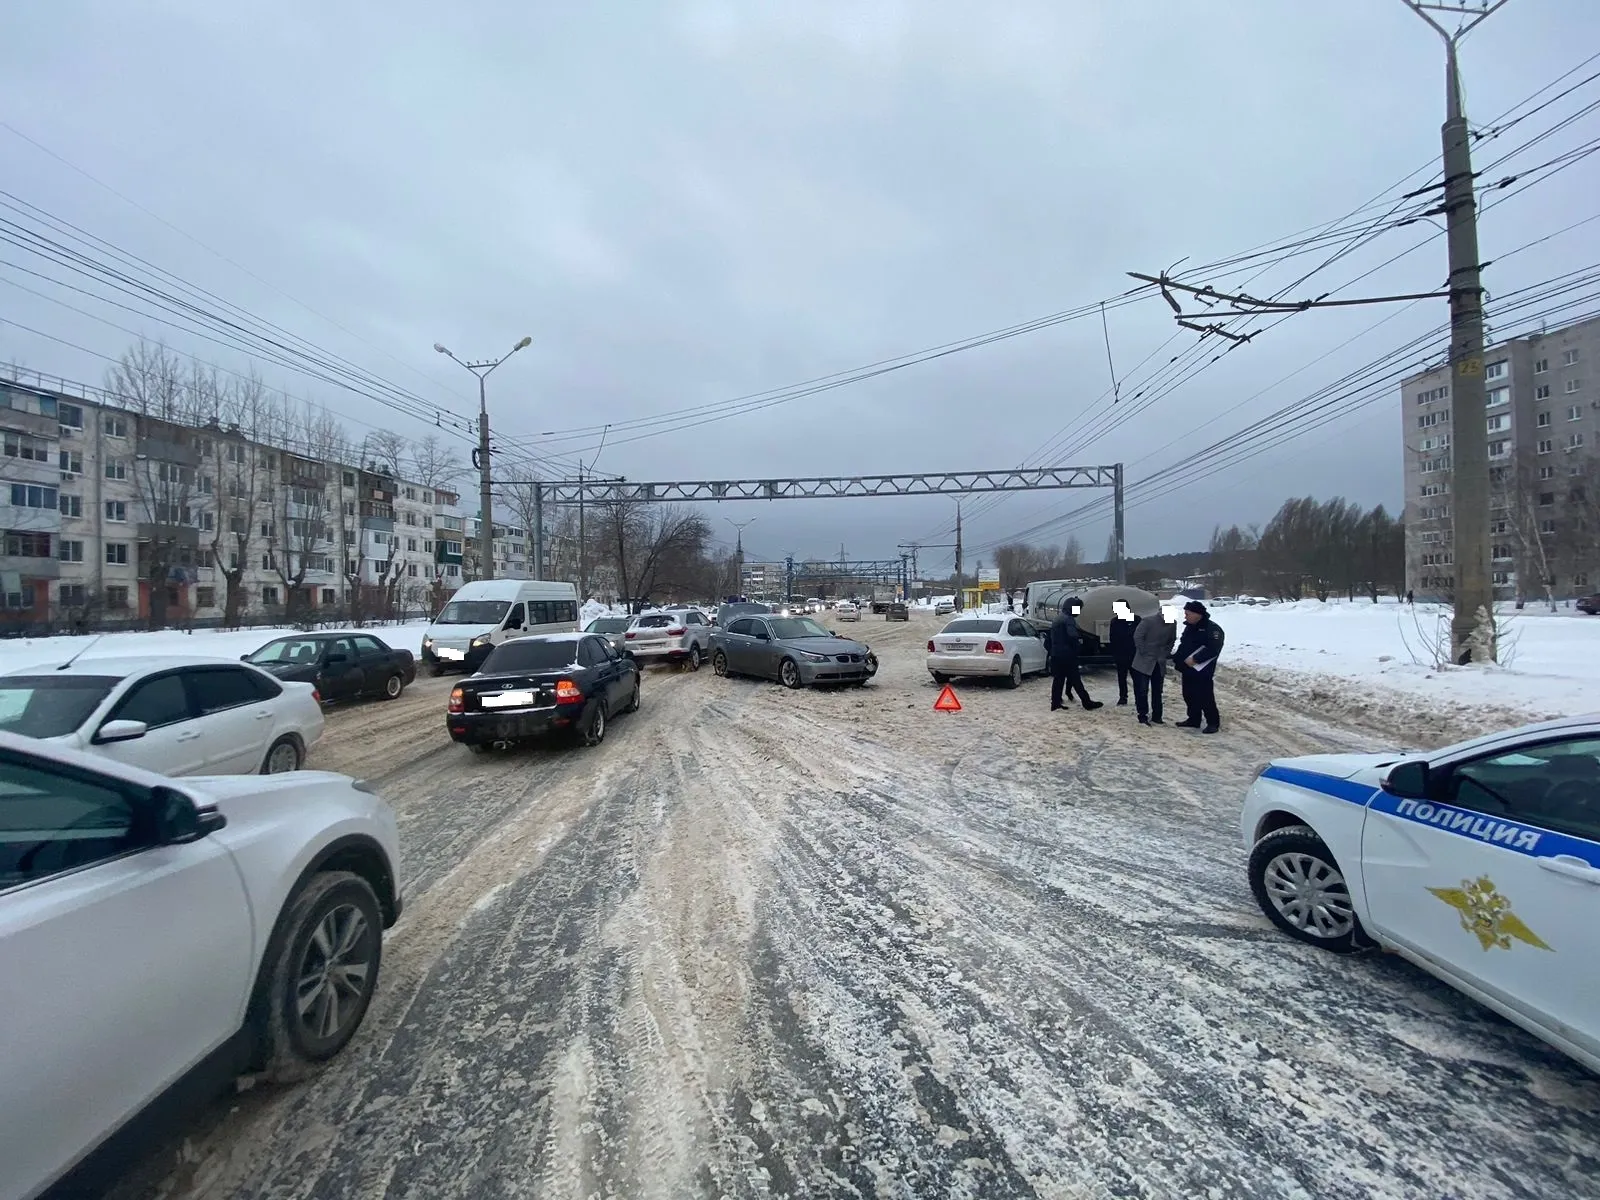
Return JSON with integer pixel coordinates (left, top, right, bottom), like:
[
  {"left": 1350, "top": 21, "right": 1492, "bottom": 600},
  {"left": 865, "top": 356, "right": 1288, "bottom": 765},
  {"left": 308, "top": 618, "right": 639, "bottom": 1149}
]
[
  {"left": 499, "top": 463, "right": 1128, "bottom": 586},
  {"left": 784, "top": 557, "right": 906, "bottom": 601},
  {"left": 502, "top": 465, "right": 1119, "bottom": 504}
]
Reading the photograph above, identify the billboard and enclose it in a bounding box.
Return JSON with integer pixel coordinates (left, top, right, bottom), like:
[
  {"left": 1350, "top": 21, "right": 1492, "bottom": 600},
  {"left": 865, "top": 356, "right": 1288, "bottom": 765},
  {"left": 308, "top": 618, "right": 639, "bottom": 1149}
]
[{"left": 977, "top": 567, "right": 1001, "bottom": 585}]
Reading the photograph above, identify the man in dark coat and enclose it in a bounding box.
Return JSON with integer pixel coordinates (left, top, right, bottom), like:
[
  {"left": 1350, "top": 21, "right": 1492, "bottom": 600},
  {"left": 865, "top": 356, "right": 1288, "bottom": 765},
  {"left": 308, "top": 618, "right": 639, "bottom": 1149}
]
[
  {"left": 1108, "top": 600, "right": 1138, "bottom": 705},
  {"left": 1049, "top": 597, "right": 1103, "bottom": 712},
  {"left": 1173, "top": 600, "right": 1224, "bottom": 733},
  {"left": 1130, "top": 605, "right": 1177, "bottom": 725}
]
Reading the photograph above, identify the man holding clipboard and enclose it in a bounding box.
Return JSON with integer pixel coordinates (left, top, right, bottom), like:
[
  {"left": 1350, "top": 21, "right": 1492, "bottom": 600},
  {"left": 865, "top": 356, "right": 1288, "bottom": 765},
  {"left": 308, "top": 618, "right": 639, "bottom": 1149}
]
[{"left": 1173, "top": 600, "right": 1225, "bottom": 734}]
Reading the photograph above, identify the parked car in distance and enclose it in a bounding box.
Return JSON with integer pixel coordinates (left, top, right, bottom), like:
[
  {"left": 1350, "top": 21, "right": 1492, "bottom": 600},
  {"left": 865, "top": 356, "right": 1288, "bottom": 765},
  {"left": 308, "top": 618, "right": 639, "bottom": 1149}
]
[
  {"left": 835, "top": 600, "right": 860, "bottom": 621},
  {"left": 716, "top": 601, "right": 773, "bottom": 630},
  {"left": 420, "top": 579, "right": 580, "bottom": 675},
  {"left": 886, "top": 602, "right": 910, "bottom": 622},
  {"left": 0, "top": 656, "right": 323, "bottom": 777},
  {"left": 584, "top": 616, "right": 631, "bottom": 653},
  {"left": 710, "top": 615, "right": 877, "bottom": 689},
  {"left": 446, "top": 633, "right": 640, "bottom": 751},
  {"left": 1240, "top": 714, "right": 1600, "bottom": 1074},
  {"left": 0, "top": 731, "right": 401, "bottom": 1200},
  {"left": 928, "top": 616, "right": 1050, "bottom": 688},
  {"left": 1577, "top": 593, "right": 1600, "bottom": 615},
  {"left": 244, "top": 632, "right": 415, "bottom": 703},
  {"left": 933, "top": 598, "right": 956, "bottom": 616},
  {"left": 624, "top": 609, "right": 714, "bottom": 670}
]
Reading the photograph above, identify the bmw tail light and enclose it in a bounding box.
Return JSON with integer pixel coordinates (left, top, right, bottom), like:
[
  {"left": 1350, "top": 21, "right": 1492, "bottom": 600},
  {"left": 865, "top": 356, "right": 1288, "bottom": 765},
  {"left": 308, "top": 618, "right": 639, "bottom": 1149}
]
[
  {"left": 447, "top": 687, "right": 464, "bottom": 714},
  {"left": 555, "top": 679, "right": 584, "bottom": 705},
  {"left": 985, "top": 640, "right": 1005, "bottom": 654},
  {"left": 926, "top": 640, "right": 935, "bottom": 652}
]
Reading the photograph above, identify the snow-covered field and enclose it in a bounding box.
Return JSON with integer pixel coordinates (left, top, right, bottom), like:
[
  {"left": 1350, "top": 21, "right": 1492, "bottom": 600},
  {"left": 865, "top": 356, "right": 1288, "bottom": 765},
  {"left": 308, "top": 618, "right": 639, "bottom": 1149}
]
[{"left": 0, "top": 620, "right": 434, "bottom": 674}]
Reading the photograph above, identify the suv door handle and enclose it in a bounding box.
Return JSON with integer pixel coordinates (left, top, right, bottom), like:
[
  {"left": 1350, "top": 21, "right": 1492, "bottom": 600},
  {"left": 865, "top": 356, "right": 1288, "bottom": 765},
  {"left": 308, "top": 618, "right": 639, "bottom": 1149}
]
[
  {"left": 1538, "top": 855, "right": 1600, "bottom": 884},
  {"left": 175, "top": 730, "right": 202, "bottom": 742},
  {"left": 255, "top": 710, "right": 274, "bottom": 720}
]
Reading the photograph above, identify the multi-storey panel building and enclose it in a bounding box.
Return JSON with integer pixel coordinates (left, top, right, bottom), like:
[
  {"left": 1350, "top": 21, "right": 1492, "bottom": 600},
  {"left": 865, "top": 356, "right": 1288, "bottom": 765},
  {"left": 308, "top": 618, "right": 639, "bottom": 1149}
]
[{"left": 1401, "top": 314, "right": 1600, "bottom": 601}]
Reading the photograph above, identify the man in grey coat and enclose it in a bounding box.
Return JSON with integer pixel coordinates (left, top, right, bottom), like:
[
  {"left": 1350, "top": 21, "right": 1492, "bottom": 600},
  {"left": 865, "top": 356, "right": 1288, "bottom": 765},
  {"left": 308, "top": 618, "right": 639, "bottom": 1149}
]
[{"left": 1129, "top": 607, "right": 1177, "bottom": 725}]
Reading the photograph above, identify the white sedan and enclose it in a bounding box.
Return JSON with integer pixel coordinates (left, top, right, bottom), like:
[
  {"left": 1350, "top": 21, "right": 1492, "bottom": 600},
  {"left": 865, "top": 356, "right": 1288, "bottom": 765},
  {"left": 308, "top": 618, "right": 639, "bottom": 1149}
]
[
  {"left": 1241, "top": 714, "right": 1600, "bottom": 1073},
  {"left": 0, "top": 730, "right": 402, "bottom": 1200},
  {"left": 0, "top": 655, "right": 325, "bottom": 776},
  {"left": 835, "top": 601, "right": 861, "bottom": 621},
  {"left": 927, "top": 616, "right": 1050, "bottom": 688}
]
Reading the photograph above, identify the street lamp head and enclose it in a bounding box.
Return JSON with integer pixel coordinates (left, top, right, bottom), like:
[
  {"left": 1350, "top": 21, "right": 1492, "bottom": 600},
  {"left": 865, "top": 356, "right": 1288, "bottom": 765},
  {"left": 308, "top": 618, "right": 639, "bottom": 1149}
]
[
  {"left": 513, "top": 336, "right": 533, "bottom": 351},
  {"left": 433, "top": 343, "right": 450, "bottom": 355}
]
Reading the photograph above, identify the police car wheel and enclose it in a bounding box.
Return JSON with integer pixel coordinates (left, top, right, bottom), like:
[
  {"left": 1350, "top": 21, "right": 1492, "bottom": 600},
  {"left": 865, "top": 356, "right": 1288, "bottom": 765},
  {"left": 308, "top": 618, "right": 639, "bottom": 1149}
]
[{"left": 1248, "top": 826, "right": 1363, "bottom": 953}]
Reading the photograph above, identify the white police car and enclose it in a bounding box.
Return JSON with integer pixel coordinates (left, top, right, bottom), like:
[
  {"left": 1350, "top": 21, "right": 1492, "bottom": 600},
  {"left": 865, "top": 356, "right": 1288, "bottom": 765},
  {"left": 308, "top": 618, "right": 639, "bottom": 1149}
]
[{"left": 1240, "top": 714, "right": 1600, "bottom": 1074}]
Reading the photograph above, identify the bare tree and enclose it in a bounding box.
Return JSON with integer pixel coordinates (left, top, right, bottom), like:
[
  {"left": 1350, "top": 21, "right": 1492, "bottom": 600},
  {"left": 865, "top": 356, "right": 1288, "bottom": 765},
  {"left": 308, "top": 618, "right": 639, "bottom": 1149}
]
[
  {"left": 409, "top": 434, "right": 463, "bottom": 491},
  {"left": 127, "top": 417, "right": 200, "bottom": 630},
  {"left": 601, "top": 503, "right": 711, "bottom": 610},
  {"left": 210, "top": 371, "right": 281, "bottom": 626},
  {"left": 270, "top": 404, "right": 346, "bottom": 621},
  {"left": 1498, "top": 464, "right": 1560, "bottom": 611},
  {"left": 106, "top": 340, "right": 197, "bottom": 421},
  {"left": 361, "top": 430, "right": 407, "bottom": 476}
]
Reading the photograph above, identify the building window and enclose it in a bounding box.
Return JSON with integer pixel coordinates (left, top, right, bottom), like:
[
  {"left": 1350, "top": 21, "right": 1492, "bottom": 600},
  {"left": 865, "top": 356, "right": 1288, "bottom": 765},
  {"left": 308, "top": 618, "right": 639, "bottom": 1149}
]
[
  {"left": 407, "top": 562, "right": 418, "bottom": 577},
  {"left": 1569, "top": 432, "right": 1586, "bottom": 449},
  {"left": 1538, "top": 439, "right": 1553, "bottom": 454},
  {"left": 3, "top": 585, "right": 36, "bottom": 610},
  {"left": 104, "top": 416, "right": 128, "bottom": 438},
  {"left": 1536, "top": 384, "right": 1552, "bottom": 400},
  {"left": 1485, "top": 360, "right": 1508, "bottom": 381},
  {"left": 320, "top": 588, "right": 336, "bottom": 605},
  {"left": 342, "top": 471, "right": 355, "bottom": 487},
  {"left": 260, "top": 522, "right": 274, "bottom": 539},
  {"left": 1538, "top": 491, "right": 1555, "bottom": 506},
  {"left": 1535, "top": 358, "right": 1548, "bottom": 374},
  {"left": 262, "top": 586, "right": 281, "bottom": 606},
  {"left": 1537, "top": 411, "right": 1551, "bottom": 427},
  {"left": 1491, "top": 543, "right": 1513, "bottom": 561},
  {"left": 1539, "top": 465, "right": 1555, "bottom": 480},
  {"left": 8, "top": 483, "right": 57, "bottom": 509},
  {"left": 406, "top": 537, "right": 417, "bottom": 552},
  {"left": 198, "top": 511, "right": 214, "bottom": 532},
  {"left": 105, "top": 585, "right": 129, "bottom": 610},
  {"left": 3, "top": 432, "right": 51, "bottom": 462},
  {"left": 58, "top": 583, "right": 86, "bottom": 607},
  {"left": 104, "top": 500, "right": 127, "bottom": 522},
  {"left": 1486, "top": 415, "right": 1508, "bottom": 432},
  {"left": 58, "top": 450, "right": 82, "bottom": 475},
  {"left": 105, "top": 543, "right": 129, "bottom": 565},
  {"left": 104, "top": 459, "right": 126, "bottom": 481},
  {"left": 58, "top": 493, "right": 81, "bottom": 518},
  {"left": 56, "top": 539, "right": 83, "bottom": 562},
  {"left": 261, "top": 554, "right": 273, "bottom": 571},
  {"left": 229, "top": 551, "right": 240, "bottom": 570},
  {"left": 4, "top": 531, "right": 51, "bottom": 557},
  {"left": 1576, "top": 572, "right": 1590, "bottom": 588},
  {"left": 403, "top": 487, "right": 416, "bottom": 500},
  {"left": 1566, "top": 378, "right": 1582, "bottom": 394},
  {"left": 1493, "top": 571, "right": 1513, "bottom": 586},
  {"left": 58, "top": 402, "right": 84, "bottom": 429},
  {"left": 1485, "top": 386, "right": 1509, "bottom": 408},
  {"left": 1569, "top": 405, "right": 1583, "bottom": 421},
  {"left": 196, "top": 587, "right": 216, "bottom": 608},
  {"left": 1564, "top": 348, "right": 1580, "bottom": 366},
  {"left": 1540, "top": 518, "right": 1556, "bottom": 535},
  {"left": 346, "top": 559, "right": 358, "bottom": 575},
  {"left": 1487, "top": 439, "right": 1509, "bottom": 459}
]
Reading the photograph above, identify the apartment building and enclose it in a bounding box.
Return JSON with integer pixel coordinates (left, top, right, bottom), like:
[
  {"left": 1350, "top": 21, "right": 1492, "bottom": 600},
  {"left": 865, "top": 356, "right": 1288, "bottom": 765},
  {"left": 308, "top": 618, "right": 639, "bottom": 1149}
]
[
  {"left": 1401, "top": 313, "right": 1600, "bottom": 601},
  {"left": 1, "top": 370, "right": 486, "bottom": 628}
]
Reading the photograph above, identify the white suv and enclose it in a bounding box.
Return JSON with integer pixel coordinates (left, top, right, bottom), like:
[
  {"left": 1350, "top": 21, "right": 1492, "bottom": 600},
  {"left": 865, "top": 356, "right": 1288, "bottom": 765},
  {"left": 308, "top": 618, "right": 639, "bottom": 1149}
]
[
  {"left": 623, "top": 609, "right": 714, "bottom": 670},
  {"left": 0, "top": 732, "right": 402, "bottom": 1200}
]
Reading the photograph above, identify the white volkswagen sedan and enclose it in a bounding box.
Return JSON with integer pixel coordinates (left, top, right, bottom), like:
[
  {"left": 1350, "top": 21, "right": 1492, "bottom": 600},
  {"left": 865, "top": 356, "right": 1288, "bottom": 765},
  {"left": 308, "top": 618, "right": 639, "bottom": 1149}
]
[
  {"left": 0, "top": 656, "right": 325, "bottom": 776},
  {"left": 0, "top": 730, "right": 402, "bottom": 1200},
  {"left": 835, "top": 601, "right": 860, "bottom": 621},
  {"left": 1241, "top": 714, "right": 1600, "bottom": 1073},
  {"left": 927, "top": 616, "right": 1050, "bottom": 689}
]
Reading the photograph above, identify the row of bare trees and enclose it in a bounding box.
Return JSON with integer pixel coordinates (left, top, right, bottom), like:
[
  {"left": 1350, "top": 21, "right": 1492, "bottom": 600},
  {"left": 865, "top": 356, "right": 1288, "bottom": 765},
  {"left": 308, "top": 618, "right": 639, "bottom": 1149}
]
[
  {"left": 1491, "top": 459, "right": 1600, "bottom": 609},
  {"left": 1209, "top": 497, "right": 1406, "bottom": 602}
]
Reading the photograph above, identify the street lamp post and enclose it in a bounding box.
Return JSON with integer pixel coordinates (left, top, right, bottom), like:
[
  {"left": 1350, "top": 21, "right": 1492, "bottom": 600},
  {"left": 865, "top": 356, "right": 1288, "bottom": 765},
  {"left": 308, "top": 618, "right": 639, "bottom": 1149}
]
[
  {"left": 726, "top": 518, "right": 755, "bottom": 599},
  {"left": 433, "top": 336, "right": 532, "bottom": 582}
]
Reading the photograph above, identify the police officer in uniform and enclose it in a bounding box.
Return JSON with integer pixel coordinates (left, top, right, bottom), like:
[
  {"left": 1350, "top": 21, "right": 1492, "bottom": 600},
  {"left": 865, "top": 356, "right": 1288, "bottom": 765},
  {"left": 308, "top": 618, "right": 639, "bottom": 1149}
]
[
  {"left": 1049, "top": 597, "right": 1104, "bottom": 713},
  {"left": 1173, "top": 600, "right": 1224, "bottom": 733}
]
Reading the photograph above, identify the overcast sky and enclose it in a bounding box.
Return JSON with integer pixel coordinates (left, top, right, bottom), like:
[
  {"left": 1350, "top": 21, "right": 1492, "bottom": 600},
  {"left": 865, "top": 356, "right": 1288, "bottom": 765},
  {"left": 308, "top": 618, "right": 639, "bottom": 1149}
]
[{"left": 3, "top": 0, "right": 1598, "bottom": 575}]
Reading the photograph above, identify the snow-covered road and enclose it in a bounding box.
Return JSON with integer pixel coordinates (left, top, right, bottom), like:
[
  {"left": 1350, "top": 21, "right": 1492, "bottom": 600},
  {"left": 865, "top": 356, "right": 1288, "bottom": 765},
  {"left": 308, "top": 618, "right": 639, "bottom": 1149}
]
[{"left": 101, "top": 614, "right": 1600, "bottom": 1200}]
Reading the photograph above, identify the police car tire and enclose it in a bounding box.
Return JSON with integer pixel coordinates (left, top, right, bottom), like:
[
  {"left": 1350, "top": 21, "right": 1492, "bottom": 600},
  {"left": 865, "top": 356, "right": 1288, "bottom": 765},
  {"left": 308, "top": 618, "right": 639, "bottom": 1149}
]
[{"left": 1247, "top": 825, "right": 1365, "bottom": 954}]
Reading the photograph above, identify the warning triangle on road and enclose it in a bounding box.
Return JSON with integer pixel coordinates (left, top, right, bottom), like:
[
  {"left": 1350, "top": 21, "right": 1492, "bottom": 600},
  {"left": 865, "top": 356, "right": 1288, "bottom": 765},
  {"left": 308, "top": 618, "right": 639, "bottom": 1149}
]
[{"left": 933, "top": 684, "right": 962, "bottom": 712}]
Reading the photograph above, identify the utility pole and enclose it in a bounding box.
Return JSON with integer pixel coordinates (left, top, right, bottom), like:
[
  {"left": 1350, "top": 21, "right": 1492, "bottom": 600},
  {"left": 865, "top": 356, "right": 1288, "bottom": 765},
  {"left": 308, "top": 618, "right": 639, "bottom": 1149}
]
[
  {"left": 1113, "top": 462, "right": 1126, "bottom": 585},
  {"left": 577, "top": 462, "right": 586, "bottom": 600},
  {"left": 433, "top": 335, "right": 532, "bottom": 582},
  {"left": 533, "top": 482, "right": 544, "bottom": 578},
  {"left": 1402, "top": 0, "right": 1510, "bottom": 662},
  {"left": 953, "top": 502, "right": 964, "bottom": 612},
  {"left": 727, "top": 518, "right": 756, "bottom": 599}
]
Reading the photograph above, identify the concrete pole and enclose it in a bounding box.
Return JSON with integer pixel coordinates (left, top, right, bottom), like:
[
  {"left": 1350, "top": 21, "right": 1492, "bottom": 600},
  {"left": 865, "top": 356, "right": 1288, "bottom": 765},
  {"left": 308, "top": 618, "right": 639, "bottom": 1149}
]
[
  {"left": 1440, "top": 41, "right": 1493, "bottom": 661},
  {"left": 953, "top": 502, "right": 963, "bottom": 611},
  {"left": 533, "top": 482, "right": 544, "bottom": 578},
  {"left": 477, "top": 374, "right": 495, "bottom": 582},
  {"left": 577, "top": 464, "right": 586, "bottom": 601}
]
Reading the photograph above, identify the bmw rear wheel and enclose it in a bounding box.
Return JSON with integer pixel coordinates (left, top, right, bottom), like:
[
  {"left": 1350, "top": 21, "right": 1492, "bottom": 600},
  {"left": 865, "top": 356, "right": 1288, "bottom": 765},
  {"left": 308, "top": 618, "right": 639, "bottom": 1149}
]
[{"left": 1248, "top": 826, "right": 1363, "bottom": 952}]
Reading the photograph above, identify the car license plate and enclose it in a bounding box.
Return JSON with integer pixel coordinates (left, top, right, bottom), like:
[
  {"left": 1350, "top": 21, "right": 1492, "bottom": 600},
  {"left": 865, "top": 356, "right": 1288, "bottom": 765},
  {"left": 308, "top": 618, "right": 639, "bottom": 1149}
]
[
  {"left": 482, "top": 690, "right": 537, "bottom": 708},
  {"left": 943, "top": 641, "right": 974, "bottom": 652},
  {"left": 437, "top": 646, "right": 464, "bottom": 661}
]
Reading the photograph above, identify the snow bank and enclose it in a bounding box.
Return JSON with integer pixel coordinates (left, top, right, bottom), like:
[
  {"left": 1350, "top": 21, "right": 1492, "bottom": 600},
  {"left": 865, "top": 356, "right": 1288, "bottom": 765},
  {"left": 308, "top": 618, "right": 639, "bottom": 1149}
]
[
  {"left": 0, "top": 620, "right": 434, "bottom": 675},
  {"left": 1217, "top": 597, "right": 1600, "bottom": 721}
]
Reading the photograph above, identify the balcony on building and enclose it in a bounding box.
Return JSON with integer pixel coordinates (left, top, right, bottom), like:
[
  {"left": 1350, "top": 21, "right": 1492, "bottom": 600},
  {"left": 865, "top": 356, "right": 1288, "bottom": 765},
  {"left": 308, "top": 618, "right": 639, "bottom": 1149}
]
[
  {"left": 135, "top": 417, "right": 202, "bottom": 467},
  {"left": 359, "top": 499, "right": 395, "bottom": 531},
  {"left": 1, "top": 502, "right": 64, "bottom": 535},
  {"left": 0, "top": 553, "right": 61, "bottom": 580},
  {"left": 137, "top": 520, "right": 202, "bottom": 548}
]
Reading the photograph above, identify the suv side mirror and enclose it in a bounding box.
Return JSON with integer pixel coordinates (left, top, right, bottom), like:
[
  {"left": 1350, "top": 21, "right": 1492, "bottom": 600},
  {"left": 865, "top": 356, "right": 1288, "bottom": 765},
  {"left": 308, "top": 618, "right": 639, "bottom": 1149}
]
[
  {"left": 153, "top": 786, "right": 227, "bottom": 844},
  {"left": 1381, "top": 760, "right": 1430, "bottom": 799},
  {"left": 94, "top": 719, "right": 148, "bottom": 745}
]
